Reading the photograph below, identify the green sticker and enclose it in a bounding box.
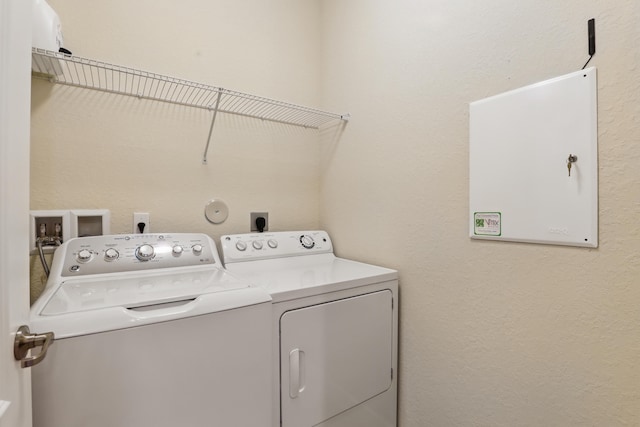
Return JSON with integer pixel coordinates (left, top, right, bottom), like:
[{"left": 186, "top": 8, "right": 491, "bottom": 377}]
[{"left": 474, "top": 212, "right": 501, "bottom": 236}]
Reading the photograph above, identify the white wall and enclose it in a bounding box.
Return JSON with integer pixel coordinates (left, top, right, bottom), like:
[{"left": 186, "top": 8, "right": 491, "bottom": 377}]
[
  {"left": 30, "top": 0, "right": 326, "bottom": 299},
  {"left": 319, "top": 0, "right": 640, "bottom": 426}
]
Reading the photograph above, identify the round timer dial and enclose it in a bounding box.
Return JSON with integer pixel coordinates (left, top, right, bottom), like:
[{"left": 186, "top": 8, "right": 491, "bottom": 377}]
[
  {"left": 300, "top": 235, "right": 315, "bottom": 249},
  {"left": 135, "top": 244, "right": 155, "bottom": 261}
]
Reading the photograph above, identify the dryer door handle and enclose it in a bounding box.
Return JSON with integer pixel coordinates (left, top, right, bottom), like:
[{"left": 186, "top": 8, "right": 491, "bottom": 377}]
[{"left": 289, "top": 348, "right": 306, "bottom": 399}]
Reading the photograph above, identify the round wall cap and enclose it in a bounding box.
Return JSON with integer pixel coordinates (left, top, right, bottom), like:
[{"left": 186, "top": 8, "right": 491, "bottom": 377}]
[{"left": 204, "top": 199, "right": 229, "bottom": 224}]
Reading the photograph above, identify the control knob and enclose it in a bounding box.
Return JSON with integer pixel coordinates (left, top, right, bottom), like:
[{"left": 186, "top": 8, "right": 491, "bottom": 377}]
[
  {"left": 300, "top": 235, "right": 315, "bottom": 249},
  {"left": 236, "top": 241, "right": 247, "bottom": 251},
  {"left": 172, "top": 245, "right": 184, "bottom": 256},
  {"left": 104, "top": 248, "right": 119, "bottom": 261},
  {"left": 76, "top": 249, "right": 92, "bottom": 263},
  {"left": 192, "top": 244, "right": 203, "bottom": 255},
  {"left": 135, "top": 244, "right": 155, "bottom": 261},
  {"left": 267, "top": 239, "right": 278, "bottom": 249},
  {"left": 252, "top": 240, "right": 263, "bottom": 250}
]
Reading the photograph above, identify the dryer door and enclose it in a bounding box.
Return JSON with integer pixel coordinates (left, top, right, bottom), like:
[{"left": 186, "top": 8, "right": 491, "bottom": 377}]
[{"left": 280, "top": 290, "right": 393, "bottom": 426}]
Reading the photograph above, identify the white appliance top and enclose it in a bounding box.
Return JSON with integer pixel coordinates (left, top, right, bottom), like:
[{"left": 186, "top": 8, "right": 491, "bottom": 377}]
[
  {"left": 221, "top": 231, "right": 397, "bottom": 302},
  {"left": 31, "top": 233, "right": 271, "bottom": 338}
]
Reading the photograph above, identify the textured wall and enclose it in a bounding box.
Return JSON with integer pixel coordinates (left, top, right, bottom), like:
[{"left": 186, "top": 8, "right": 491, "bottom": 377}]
[
  {"left": 30, "top": 0, "right": 326, "bottom": 299},
  {"left": 319, "top": 1, "right": 640, "bottom": 426},
  {"left": 30, "top": 1, "right": 640, "bottom": 425}
]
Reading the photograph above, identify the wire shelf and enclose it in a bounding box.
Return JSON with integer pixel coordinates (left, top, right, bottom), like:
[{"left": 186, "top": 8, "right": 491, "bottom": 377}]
[{"left": 31, "top": 48, "right": 349, "bottom": 162}]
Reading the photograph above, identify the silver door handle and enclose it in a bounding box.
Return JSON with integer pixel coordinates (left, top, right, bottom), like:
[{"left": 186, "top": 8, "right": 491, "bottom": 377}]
[{"left": 13, "top": 325, "right": 54, "bottom": 368}]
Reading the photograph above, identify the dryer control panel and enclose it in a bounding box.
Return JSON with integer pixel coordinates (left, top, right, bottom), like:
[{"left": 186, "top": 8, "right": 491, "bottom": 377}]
[
  {"left": 56, "top": 233, "right": 219, "bottom": 277},
  {"left": 221, "top": 230, "right": 333, "bottom": 264}
]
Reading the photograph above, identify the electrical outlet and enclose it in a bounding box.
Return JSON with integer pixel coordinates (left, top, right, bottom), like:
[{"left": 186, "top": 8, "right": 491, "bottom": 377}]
[
  {"left": 133, "top": 212, "right": 150, "bottom": 234},
  {"left": 250, "top": 212, "right": 269, "bottom": 232}
]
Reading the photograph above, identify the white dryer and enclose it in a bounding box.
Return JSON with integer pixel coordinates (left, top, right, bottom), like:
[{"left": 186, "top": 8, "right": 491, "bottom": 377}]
[
  {"left": 221, "top": 230, "right": 398, "bottom": 427},
  {"left": 30, "top": 233, "right": 273, "bottom": 427}
]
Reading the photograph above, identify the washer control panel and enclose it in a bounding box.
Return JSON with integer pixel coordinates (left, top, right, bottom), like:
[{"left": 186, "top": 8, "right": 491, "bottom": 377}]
[
  {"left": 59, "top": 233, "right": 217, "bottom": 277},
  {"left": 221, "top": 230, "right": 333, "bottom": 264}
]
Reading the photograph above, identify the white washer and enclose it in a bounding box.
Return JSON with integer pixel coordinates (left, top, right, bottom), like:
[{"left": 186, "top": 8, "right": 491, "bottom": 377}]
[
  {"left": 221, "top": 230, "right": 398, "bottom": 427},
  {"left": 30, "top": 233, "right": 272, "bottom": 427}
]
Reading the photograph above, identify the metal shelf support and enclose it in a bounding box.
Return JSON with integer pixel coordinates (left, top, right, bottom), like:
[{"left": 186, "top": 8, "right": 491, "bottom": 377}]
[{"left": 203, "top": 91, "right": 222, "bottom": 164}]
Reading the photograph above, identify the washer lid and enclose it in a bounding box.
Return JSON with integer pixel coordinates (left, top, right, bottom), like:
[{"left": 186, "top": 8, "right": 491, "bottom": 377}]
[
  {"left": 30, "top": 267, "right": 272, "bottom": 339},
  {"left": 39, "top": 268, "right": 249, "bottom": 316}
]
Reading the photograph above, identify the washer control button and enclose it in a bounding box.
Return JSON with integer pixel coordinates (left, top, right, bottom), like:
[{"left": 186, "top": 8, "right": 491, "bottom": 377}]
[
  {"left": 192, "top": 244, "right": 203, "bottom": 255},
  {"left": 172, "top": 245, "right": 184, "bottom": 256},
  {"left": 267, "top": 239, "right": 278, "bottom": 249},
  {"left": 77, "top": 249, "right": 93, "bottom": 263},
  {"left": 300, "top": 235, "right": 315, "bottom": 249},
  {"left": 252, "top": 240, "right": 263, "bottom": 250},
  {"left": 135, "top": 244, "right": 155, "bottom": 261},
  {"left": 236, "top": 241, "right": 247, "bottom": 251},
  {"left": 104, "top": 248, "right": 119, "bottom": 261}
]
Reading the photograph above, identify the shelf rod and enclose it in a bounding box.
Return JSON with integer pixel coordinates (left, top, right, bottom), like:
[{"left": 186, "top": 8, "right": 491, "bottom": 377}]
[{"left": 202, "top": 90, "right": 223, "bottom": 164}]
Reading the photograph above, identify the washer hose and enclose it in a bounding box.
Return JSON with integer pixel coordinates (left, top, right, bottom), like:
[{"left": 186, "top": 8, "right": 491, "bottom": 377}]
[
  {"left": 36, "top": 238, "right": 50, "bottom": 278},
  {"left": 36, "top": 237, "right": 61, "bottom": 278}
]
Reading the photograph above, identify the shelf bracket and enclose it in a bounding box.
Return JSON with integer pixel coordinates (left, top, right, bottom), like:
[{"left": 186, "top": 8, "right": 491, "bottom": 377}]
[{"left": 202, "top": 90, "right": 223, "bottom": 164}]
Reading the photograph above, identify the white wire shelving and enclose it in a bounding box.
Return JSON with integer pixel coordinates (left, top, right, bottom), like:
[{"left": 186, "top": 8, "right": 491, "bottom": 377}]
[{"left": 31, "top": 48, "right": 349, "bottom": 163}]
